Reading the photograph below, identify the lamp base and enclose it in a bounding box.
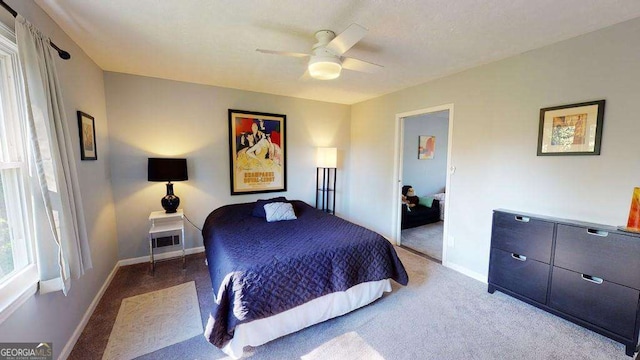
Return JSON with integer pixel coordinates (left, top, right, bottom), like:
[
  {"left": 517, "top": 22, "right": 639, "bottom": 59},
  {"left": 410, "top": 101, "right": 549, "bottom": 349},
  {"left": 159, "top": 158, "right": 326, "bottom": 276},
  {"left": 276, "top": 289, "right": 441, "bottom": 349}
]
[{"left": 161, "top": 183, "right": 180, "bottom": 213}]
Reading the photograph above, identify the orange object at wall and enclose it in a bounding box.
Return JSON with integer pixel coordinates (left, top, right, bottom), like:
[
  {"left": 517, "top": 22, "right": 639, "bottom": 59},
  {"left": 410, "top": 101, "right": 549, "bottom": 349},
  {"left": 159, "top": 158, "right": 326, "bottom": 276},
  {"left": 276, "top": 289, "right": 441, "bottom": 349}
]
[{"left": 627, "top": 187, "right": 640, "bottom": 229}]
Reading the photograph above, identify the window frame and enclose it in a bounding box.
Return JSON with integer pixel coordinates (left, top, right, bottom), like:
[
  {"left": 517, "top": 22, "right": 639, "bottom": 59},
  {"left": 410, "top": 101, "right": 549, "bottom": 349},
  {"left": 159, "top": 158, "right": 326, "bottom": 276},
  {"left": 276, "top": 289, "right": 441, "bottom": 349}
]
[{"left": 0, "top": 21, "right": 38, "bottom": 324}]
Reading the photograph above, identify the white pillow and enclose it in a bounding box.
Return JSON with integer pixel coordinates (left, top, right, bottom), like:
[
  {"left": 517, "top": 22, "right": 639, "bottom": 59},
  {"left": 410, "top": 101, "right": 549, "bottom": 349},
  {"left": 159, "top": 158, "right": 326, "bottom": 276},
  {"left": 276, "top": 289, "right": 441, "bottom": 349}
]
[
  {"left": 264, "top": 202, "right": 297, "bottom": 222},
  {"left": 432, "top": 192, "right": 446, "bottom": 202}
]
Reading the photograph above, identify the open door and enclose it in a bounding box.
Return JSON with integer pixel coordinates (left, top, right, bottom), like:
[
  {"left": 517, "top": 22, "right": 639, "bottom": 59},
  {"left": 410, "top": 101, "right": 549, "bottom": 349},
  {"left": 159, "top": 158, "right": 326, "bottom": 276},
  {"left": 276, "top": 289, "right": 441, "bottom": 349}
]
[{"left": 393, "top": 104, "right": 454, "bottom": 265}]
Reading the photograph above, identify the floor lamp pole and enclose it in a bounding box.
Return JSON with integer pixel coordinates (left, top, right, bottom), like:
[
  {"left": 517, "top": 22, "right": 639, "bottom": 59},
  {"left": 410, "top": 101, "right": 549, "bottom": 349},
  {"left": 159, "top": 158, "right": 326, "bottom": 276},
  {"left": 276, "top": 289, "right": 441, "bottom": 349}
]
[
  {"left": 316, "top": 167, "right": 336, "bottom": 214},
  {"left": 316, "top": 167, "right": 320, "bottom": 209},
  {"left": 323, "top": 167, "right": 329, "bottom": 212},
  {"left": 331, "top": 168, "right": 336, "bottom": 215}
]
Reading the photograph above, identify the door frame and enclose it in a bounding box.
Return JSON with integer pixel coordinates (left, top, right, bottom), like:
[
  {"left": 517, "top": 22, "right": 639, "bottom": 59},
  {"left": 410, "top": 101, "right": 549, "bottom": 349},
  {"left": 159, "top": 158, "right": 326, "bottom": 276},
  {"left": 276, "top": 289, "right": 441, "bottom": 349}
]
[{"left": 392, "top": 103, "right": 454, "bottom": 265}]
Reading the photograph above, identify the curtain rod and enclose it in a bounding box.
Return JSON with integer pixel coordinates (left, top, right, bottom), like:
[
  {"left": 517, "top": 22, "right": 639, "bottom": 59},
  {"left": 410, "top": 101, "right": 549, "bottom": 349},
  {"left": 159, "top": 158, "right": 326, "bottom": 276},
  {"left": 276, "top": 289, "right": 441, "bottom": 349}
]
[{"left": 0, "top": 0, "right": 70, "bottom": 60}]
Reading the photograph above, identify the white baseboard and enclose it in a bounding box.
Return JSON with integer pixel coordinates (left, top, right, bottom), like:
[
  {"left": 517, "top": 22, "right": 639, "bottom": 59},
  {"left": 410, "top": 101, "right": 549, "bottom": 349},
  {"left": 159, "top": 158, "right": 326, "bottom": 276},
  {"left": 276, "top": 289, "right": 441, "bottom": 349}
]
[
  {"left": 58, "top": 246, "right": 205, "bottom": 359},
  {"left": 443, "top": 261, "right": 488, "bottom": 284},
  {"left": 117, "top": 246, "right": 205, "bottom": 266},
  {"left": 58, "top": 262, "right": 119, "bottom": 360}
]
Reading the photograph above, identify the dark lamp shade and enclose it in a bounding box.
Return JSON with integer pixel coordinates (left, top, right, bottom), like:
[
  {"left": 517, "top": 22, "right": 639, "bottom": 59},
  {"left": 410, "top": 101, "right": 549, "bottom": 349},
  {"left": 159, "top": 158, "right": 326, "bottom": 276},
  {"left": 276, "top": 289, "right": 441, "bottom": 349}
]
[{"left": 148, "top": 158, "right": 188, "bottom": 182}]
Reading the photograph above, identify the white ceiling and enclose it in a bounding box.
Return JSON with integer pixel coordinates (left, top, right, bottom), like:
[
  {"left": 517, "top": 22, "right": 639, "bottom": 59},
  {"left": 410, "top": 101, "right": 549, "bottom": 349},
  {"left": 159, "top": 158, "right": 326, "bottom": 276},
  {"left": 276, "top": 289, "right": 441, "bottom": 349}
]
[{"left": 36, "top": 0, "right": 640, "bottom": 105}]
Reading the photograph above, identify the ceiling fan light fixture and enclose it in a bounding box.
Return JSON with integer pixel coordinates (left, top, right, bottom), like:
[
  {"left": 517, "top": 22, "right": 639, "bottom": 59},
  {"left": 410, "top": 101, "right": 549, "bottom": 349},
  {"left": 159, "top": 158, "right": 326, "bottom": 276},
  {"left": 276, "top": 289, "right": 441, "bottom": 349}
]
[{"left": 308, "top": 56, "right": 342, "bottom": 80}]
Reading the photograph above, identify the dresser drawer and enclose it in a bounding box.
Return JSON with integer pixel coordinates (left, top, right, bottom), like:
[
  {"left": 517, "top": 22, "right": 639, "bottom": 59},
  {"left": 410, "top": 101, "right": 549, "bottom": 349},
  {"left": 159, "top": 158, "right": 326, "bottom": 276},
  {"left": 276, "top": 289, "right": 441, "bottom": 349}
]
[
  {"left": 555, "top": 224, "right": 640, "bottom": 290},
  {"left": 489, "top": 248, "right": 550, "bottom": 304},
  {"left": 549, "top": 266, "right": 639, "bottom": 339},
  {"left": 491, "top": 211, "right": 555, "bottom": 263}
]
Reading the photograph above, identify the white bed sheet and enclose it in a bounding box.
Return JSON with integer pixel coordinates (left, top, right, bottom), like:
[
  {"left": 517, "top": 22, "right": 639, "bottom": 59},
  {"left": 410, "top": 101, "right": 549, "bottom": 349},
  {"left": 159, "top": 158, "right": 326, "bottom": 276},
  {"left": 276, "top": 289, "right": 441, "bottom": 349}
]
[{"left": 210, "top": 279, "right": 392, "bottom": 359}]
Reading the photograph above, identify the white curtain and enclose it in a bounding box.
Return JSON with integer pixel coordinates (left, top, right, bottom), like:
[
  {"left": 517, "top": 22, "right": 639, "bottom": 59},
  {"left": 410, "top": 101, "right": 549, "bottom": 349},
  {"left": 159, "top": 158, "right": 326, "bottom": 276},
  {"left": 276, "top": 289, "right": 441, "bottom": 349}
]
[{"left": 15, "top": 16, "right": 92, "bottom": 295}]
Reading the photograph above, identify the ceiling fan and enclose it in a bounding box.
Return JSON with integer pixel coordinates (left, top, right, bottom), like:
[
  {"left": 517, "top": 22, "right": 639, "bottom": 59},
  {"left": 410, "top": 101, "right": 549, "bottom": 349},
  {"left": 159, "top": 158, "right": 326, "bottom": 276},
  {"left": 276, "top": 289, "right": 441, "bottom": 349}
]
[{"left": 257, "top": 24, "right": 383, "bottom": 80}]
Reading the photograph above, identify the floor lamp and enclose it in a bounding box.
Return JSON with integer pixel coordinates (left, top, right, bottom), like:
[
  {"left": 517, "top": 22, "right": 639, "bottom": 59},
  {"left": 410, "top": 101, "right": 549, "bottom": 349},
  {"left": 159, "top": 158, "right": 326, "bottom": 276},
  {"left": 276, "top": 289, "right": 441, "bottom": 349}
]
[{"left": 316, "top": 147, "right": 337, "bottom": 214}]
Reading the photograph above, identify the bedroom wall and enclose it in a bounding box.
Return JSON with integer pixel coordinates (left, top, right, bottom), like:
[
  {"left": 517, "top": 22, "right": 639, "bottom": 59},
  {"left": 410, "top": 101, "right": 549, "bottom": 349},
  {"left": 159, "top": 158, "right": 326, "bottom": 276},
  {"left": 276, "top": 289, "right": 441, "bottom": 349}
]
[
  {"left": 349, "top": 17, "right": 640, "bottom": 279},
  {"left": 104, "top": 72, "right": 351, "bottom": 260},
  {"left": 0, "top": 1, "right": 118, "bottom": 358},
  {"left": 402, "top": 111, "right": 449, "bottom": 196}
]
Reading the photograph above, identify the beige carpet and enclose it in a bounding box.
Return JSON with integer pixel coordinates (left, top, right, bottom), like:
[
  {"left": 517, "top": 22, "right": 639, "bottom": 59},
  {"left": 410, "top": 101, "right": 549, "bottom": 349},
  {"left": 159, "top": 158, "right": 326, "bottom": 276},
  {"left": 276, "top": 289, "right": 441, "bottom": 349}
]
[
  {"left": 102, "top": 281, "right": 203, "bottom": 360},
  {"left": 401, "top": 221, "right": 443, "bottom": 260},
  {"left": 301, "top": 331, "right": 385, "bottom": 360}
]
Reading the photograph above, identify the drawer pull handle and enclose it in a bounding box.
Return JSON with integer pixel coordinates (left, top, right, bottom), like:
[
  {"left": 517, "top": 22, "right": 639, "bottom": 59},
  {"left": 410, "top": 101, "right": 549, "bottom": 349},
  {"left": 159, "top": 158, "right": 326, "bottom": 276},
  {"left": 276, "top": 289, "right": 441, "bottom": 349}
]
[
  {"left": 511, "top": 253, "right": 527, "bottom": 261},
  {"left": 514, "top": 216, "right": 530, "bottom": 223},
  {"left": 581, "top": 274, "right": 603, "bottom": 284},
  {"left": 586, "top": 228, "right": 608, "bottom": 237}
]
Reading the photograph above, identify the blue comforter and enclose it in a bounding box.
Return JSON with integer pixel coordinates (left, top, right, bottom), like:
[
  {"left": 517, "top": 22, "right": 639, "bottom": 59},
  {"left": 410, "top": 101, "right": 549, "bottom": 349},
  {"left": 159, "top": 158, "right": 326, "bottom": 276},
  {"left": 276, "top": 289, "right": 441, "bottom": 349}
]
[{"left": 202, "top": 200, "right": 408, "bottom": 348}]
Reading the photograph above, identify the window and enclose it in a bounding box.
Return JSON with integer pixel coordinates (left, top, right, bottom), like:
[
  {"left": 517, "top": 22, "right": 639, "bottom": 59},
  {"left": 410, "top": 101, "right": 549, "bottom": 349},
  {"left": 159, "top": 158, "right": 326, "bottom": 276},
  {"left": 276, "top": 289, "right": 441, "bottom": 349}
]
[{"left": 0, "top": 23, "right": 37, "bottom": 321}]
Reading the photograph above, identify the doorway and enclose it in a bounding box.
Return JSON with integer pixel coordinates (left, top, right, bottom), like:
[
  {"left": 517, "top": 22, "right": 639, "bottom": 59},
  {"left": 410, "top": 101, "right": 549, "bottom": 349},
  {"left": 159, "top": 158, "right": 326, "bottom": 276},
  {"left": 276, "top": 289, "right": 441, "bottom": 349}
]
[{"left": 393, "top": 104, "right": 453, "bottom": 265}]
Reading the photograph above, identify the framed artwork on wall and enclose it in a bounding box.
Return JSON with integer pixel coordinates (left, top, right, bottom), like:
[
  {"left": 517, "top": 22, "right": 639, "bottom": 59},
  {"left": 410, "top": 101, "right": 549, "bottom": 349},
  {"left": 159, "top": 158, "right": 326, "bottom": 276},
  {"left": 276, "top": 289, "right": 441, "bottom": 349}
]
[
  {"left": 228, "top": 109, "right": 286, "bottom": 195},
  {"left": 418, "top": 135, "right": 435, "bottom": 160},
  {"left": 537, "top": 100, "right": 605, "bottom": 156},
  {"left": 77, "top": 111, "right": 97, "bottom": 160}
]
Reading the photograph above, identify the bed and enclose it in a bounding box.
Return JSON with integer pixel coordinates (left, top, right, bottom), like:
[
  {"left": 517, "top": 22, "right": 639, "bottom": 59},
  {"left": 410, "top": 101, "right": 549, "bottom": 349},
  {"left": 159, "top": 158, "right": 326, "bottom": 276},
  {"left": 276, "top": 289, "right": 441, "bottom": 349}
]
[
  {"left": 201, "top": 200, "right": 408, "bottom": 358},
  {"left": 401, "top": 200, "right": 441, "bottom": 229},
  {"left": 432, "top": 192, "right": 445, "bottom": 220}
]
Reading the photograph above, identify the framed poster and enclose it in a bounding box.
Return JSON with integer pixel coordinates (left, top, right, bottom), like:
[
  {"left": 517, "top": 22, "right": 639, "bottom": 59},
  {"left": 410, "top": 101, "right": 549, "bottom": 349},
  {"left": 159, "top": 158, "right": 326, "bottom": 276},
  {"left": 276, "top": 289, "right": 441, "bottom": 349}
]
[
  {"left": 418, "top": 135, "right": 435, "bottom": 160},
  {"left": 77, "top": 111, "right": 97, "bottom": 160},
  {"left": 537, "top": 100, "right": 605, "bottom": 156},
  {"left": 228, "top": 109, "right": 286, "bottom": 195}
]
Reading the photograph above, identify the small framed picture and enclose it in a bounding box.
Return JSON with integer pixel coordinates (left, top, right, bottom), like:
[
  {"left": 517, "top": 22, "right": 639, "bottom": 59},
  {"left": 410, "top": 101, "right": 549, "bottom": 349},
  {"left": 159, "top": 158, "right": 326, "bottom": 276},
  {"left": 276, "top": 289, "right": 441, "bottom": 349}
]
[
  {"left": 537, "top": 100, "right": 605, "bottom": 156},
  {"left": 418, "top": 135, "right": 435, "bottom": 160},
  {"left": 77, "top": 111, "right": 97, "bottom": 160}
]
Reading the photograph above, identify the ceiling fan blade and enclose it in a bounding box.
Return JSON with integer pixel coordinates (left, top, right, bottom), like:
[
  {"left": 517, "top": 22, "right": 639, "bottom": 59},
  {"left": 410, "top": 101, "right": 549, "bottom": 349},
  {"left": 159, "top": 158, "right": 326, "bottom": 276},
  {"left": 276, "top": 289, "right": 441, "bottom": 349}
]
[
  {"left": 326, "top": 23, "right": 368, "bottom": 55},
  {"left": 299, "top": 70, "right": 313, "bottom": 81},
  {"left": 341, "top": 57, "right": 383, "bottom": 73},
  {"left": 256, "top": 49, "right": 310, "bottom": 58}
]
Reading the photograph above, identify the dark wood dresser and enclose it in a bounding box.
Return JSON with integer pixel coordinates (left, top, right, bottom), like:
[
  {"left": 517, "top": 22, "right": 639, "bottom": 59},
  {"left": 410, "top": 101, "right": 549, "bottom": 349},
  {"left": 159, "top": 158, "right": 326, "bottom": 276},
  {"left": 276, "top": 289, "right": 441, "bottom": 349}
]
[{"left": 488, "top": 209, "right": 640, "bottom": 357}]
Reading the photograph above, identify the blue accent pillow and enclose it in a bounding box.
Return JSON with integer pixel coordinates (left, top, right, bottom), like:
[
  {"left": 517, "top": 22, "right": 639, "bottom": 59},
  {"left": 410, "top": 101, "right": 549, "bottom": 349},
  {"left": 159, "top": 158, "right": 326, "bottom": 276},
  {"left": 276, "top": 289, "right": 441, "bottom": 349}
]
[{"left": 252, "top": 197, "right": 287, "bottom": 218}]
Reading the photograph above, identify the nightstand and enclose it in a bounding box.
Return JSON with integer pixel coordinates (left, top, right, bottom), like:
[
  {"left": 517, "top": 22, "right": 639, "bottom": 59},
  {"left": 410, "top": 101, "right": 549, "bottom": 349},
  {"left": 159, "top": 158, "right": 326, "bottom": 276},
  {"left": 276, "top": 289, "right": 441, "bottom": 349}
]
[{"left": 148, "top": 209, "right": 186, "bottom": 273}]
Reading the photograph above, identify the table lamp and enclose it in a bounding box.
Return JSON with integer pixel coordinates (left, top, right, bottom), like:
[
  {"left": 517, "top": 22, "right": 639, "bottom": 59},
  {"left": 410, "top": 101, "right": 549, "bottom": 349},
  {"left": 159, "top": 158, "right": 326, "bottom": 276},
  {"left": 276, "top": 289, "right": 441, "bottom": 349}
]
[{"left": 148, "top": 158, "right": 188, "bottom": 213}]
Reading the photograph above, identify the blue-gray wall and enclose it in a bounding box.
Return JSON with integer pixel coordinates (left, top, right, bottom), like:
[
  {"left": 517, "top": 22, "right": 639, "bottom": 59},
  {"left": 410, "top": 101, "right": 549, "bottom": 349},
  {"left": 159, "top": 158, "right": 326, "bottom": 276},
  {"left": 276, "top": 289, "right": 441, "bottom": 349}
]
[
  {"left": 350, "top": 17, "right": 640, "bottom": 279},
  {"left": 402, "top": 111, "right": 449, "bottom": 196},
  {"left": 0, "top": 2, "right": 118, "bottom": 359}
]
